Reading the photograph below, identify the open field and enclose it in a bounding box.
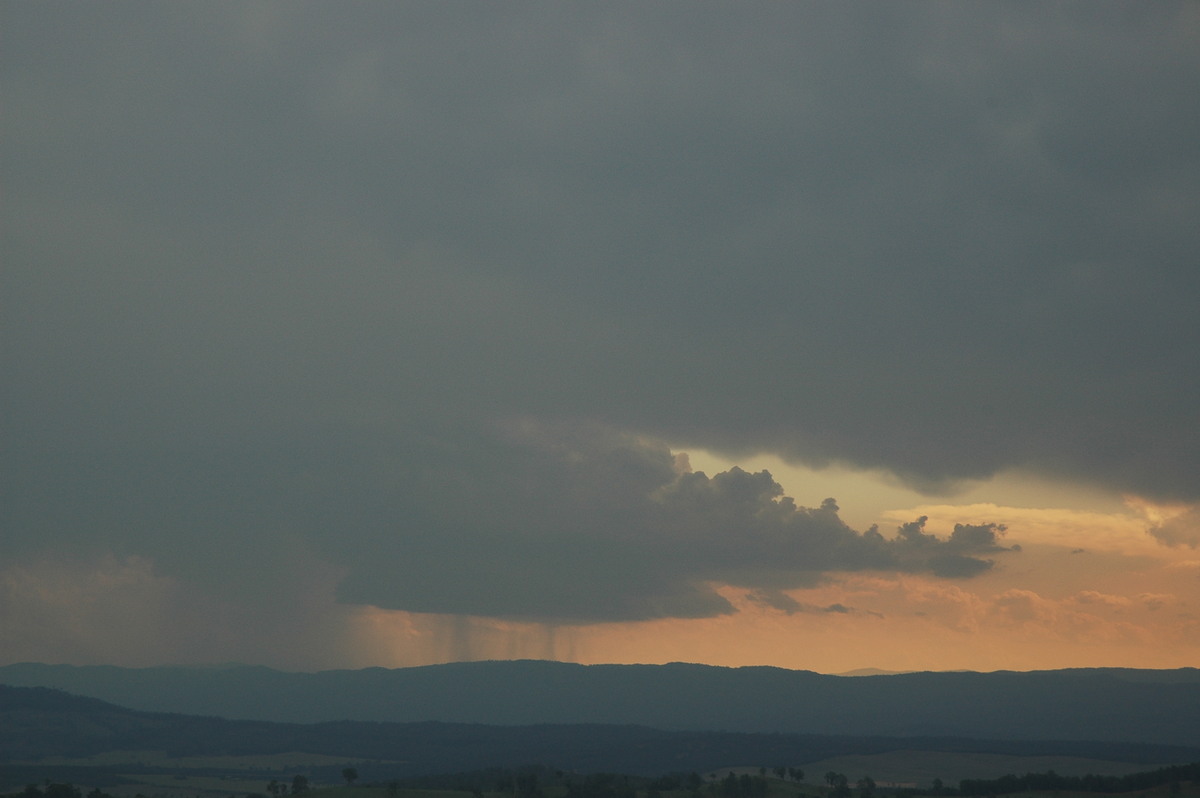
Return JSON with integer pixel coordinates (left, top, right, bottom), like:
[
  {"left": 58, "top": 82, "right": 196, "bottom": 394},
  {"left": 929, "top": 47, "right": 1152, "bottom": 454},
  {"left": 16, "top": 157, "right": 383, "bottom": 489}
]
[
  {"left": 3, "top": 742, "right": 1197, "bottom": 798},
  {"left": 995, "top": 787, "right": 1200, "bottom": 798},
  {"left": 4, "top": 750, "right": 1196, "bottom": 796},
  {"left": 791, "top": 752, "right": 1173, "bottom": 788}
]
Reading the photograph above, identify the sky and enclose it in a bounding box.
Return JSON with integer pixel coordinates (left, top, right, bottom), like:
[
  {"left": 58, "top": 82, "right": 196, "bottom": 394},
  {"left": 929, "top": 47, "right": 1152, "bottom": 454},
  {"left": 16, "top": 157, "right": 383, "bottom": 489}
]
[{"left": 3, "top": 1, "right": 1199, "bottom": 675}]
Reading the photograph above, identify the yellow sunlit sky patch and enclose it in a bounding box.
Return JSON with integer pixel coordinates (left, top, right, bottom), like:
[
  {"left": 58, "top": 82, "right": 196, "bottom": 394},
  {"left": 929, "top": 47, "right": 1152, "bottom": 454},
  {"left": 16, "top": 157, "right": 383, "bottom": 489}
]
[{"left": 681, "top": 449, "right": 1134, "bottom": 533}]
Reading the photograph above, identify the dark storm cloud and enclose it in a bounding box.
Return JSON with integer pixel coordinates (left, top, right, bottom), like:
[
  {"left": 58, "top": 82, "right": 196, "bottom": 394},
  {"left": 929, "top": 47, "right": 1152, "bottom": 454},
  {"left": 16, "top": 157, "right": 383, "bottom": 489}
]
[
  {"left": 2, "top": 2, "right": 1197, "bottom": 625},
  {"left": 327, "top": 425, "right": 1005, "bottom": 621}
]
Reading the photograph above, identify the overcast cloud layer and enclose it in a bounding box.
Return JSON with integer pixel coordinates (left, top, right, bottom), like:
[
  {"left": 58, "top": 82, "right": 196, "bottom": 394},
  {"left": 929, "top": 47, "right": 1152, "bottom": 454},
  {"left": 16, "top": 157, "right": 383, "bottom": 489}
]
[{"left": 3, "top": 3, "right": 1198, "bottom": 627}]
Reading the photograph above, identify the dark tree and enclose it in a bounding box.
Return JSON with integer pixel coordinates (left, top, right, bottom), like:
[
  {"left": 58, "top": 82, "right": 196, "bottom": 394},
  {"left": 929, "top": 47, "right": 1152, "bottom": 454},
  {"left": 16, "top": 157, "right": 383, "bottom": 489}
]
[
  {"left": 826, "top": 774, "right": 849, "bottom": 798},
  {"left": 291, "top": 776, "right": 309, "bottom": 796},
  {"left": 44, "top": 786, "right": 81, "bottom": 798},
  {"left": 515, "top": 769, "right": 541, "bottom": 798},
  {"left": 342, "top": 769, "right": 358, "bottom": 786}
]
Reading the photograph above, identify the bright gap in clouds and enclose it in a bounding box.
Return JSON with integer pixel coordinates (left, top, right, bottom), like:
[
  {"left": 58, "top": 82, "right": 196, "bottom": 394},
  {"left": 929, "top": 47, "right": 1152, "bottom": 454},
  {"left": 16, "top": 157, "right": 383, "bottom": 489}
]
[{"left": 681, "top": 449, "right": 1133, "bottom": 533}]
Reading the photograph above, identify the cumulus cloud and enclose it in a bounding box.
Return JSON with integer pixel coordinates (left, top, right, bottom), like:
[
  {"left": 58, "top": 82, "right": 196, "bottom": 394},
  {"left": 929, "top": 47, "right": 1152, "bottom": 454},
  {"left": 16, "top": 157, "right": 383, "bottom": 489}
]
[
  {"left": 1146, "top": 507, "right": 1200, "bottom": 548},
  {"left": 884, "top": 517, "right": 1014, "bottom": 578},
  {"left": 983, "top": 587, "right": 1169, "bottom": 646},
  {"left": 1137, "top": 593, "right": 1173, "bottom": 612},
  {"left": 883, "top": 503, "right": 1169, "bottom": 558},
  {"left": 327, "top": 425, "right": 1012, "bottom": 622}
]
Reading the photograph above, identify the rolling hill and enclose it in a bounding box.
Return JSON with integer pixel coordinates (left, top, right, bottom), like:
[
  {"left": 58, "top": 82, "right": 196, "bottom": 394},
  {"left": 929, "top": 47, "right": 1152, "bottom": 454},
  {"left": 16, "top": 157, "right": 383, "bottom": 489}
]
[
  {"left": 2, "top": 662, "right": 1198, "bottom": 747},
  {"left": 3, "top": 684, "right": 1198, "bottom": 783}
]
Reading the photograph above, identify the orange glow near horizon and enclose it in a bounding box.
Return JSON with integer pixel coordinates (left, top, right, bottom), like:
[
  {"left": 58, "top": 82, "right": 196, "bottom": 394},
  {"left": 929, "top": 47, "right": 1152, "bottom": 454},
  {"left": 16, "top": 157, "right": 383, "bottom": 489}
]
[
  {"left": 342, "top": 457, "right": 1200, "bottom": 675},
  {"left": 346, "top": 561, "right": 1200, "bottom": 674},
  {"left": 4, "top": 455, "right": 1197, "bottom": 674},
  {"left": 348, "top": 540, "right": 1200, "bottom": 674}
]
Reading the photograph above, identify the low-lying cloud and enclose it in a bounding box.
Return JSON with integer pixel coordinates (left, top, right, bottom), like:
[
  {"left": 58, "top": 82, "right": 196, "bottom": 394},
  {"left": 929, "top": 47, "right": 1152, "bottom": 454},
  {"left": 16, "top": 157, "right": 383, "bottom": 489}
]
[{"left": 328, "top": 424, "right": 1013, "bottom": 621}]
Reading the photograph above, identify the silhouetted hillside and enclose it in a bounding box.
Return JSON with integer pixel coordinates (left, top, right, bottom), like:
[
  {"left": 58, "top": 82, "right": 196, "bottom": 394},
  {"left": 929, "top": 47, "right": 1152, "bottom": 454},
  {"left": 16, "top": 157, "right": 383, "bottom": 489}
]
[
  {"left": 3, "top": 662, "right": 1198, "bottom": 746},
  {"left": 3, "top": 685, "right": 1198, "bottom": 779}
]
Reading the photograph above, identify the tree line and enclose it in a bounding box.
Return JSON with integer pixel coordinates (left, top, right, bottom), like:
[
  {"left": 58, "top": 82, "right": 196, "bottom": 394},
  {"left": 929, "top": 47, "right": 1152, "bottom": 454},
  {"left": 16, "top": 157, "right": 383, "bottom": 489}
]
[
  {"left": 957, "top": 762, "right": 1200, "bottom": 796},
  {"left": 7, "top": 760, "right": 1195, "bottom": 798}
]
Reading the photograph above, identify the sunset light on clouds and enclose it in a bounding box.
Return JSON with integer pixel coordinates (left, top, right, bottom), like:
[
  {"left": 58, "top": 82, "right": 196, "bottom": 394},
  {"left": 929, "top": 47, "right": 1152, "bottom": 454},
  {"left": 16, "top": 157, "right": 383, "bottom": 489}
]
[
  {"left": 3, "top": 2, "right": 1198, "bottom": 676},
  {"left": 335, "top": 463, "right": 1200, "bottom": 675}
]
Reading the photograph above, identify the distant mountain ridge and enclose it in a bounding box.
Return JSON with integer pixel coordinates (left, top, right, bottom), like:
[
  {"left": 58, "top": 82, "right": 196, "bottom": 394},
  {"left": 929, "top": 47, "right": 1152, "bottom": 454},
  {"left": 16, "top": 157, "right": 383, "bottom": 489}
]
[
  {"left": 3, "top": 685, "right": 1198, "bottom": 781},
  {"left": 2, "top": 661, "right": 1198, "bottom": 747}
]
